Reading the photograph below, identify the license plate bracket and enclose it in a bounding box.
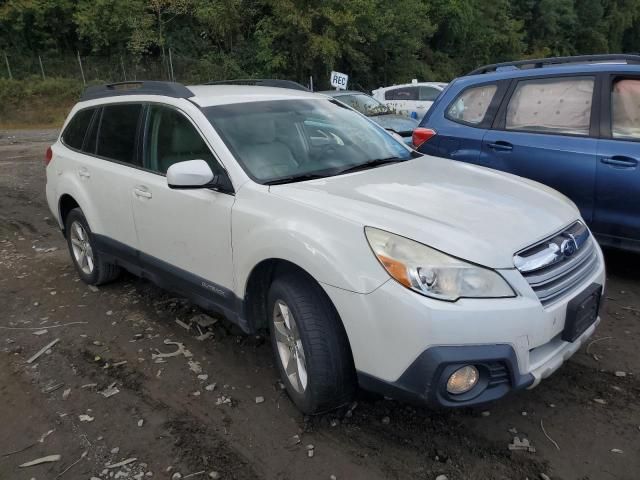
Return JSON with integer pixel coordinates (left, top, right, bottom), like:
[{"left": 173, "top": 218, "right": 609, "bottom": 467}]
[{"left": 562, "top": 283, "right": 602, "bottom": 343}]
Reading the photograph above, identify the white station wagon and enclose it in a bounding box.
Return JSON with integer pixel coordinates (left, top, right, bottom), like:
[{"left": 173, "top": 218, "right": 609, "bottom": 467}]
[
  {"left": 46, "top": 81, "right": 605, "bottom": 413},
  {"left": 372, "top": 81, "right": 448, "bottom": 119}
]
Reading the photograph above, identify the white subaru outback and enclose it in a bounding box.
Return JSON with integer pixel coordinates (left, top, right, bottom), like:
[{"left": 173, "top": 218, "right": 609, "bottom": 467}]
[{"left": 46, "top": 81, "right": 605, "bottom": 413}]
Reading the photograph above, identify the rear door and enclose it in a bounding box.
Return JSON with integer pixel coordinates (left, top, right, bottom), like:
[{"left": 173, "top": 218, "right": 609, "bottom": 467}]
[
  {"left": 594, "top": 74, "right": 640, "bottom": 246},
  {"left": 62, "top": 103, "right": 143, "bottom": 259},
  {"left": 481, "top": 75, "right": 599, "bottom": 223}
]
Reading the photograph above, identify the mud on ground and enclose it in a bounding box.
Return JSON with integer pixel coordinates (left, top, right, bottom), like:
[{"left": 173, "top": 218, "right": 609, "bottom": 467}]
[{"left": 1, "top": 129, "right": 639, "bottom": 480}]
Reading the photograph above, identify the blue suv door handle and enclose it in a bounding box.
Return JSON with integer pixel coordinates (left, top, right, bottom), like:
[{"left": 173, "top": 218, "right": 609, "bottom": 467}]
[
  {"left": 487, "top": 141, "right": 513, "bottom": 152},
  {"left": 600, "top": 156, "right": 638, "bottom": 168}
]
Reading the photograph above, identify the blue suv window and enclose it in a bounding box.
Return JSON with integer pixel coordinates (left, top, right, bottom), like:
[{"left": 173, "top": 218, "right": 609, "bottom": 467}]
[
  {"left": 446, "top": 84, "right": 497, "bottom": 126},
  {"left": 611, "top": 78, "right": 640, "bottom": 140},
  {"left": 505, "top": 77, "right": 594, "bottom": 136}
]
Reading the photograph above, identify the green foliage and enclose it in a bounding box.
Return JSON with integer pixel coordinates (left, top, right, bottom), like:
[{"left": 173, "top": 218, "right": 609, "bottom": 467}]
[
  {"left": 1, "top": 0, "right": 640, "bottom": 89},
  {"left": 0, "top": 77, "right": 80, "bottom": 107},
  {"left": 74, "top": 0, "right": 145, "bottom": 54},
  {"left": 0, "top": 77, "right": 82, "bottom": 126}
]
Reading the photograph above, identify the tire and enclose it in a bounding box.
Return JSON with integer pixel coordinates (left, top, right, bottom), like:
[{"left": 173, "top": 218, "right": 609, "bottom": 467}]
[
  {"left": 65, "top": 208, "right": 121, "bottom": 285},
  {"left": 268, "top": 271, "right": 356, "bottom": 414}
]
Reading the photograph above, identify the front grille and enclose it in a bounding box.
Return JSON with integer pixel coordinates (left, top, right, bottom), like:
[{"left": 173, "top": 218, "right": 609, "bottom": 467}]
[{"left": 514, "top": 221, "right": 599, "bottom": 307}]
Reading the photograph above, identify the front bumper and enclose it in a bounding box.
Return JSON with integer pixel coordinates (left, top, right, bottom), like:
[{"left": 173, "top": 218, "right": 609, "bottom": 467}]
[
  {"left": 357, "top": 315, "right": 599, "bottom": 407},
  {"left": 323, "top": 244, "right": 605, "bottom": 407}
]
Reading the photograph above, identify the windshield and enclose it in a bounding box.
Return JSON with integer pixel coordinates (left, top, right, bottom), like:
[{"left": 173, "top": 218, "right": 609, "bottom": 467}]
[
  {"left": 334, "top": 94, "right": 390, "bottom": 116},
  {"left": 204, "top": 99, "right": 413, "bottom": 184}
]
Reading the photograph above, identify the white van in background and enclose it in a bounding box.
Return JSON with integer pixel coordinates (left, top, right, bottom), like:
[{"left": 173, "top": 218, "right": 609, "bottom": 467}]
[{"left": 372, "top": 80, "right": 447, "bottom": 119}]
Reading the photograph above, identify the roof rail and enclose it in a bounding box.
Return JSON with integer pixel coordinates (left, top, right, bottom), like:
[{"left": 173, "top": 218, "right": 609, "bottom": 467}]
[
  {"left": 80, "top": 81, "right": 194, "bottom": 101},
  {"left": 206, "top": 79, "right": 309, "bottom": 91},
  {"left": 467, "top": 54, "right": 640, "bottom": 75}
]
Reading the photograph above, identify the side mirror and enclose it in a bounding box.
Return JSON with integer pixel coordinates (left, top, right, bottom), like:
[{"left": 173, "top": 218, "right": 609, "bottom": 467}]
[
  {"left": 167, "top": 159, "right": 234, "bottom": 194},
  {"left": 167, "top": 160, "right": 214, "bottom": 189}
]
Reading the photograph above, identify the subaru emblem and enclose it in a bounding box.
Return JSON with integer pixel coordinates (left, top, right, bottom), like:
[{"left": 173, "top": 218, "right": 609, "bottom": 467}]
[{"left": 560, "top": 237, "right": 578, "bottom": 257}]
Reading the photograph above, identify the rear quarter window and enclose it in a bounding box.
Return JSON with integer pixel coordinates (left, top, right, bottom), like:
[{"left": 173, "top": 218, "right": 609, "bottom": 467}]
[
  {"left": 446, "top": 84, "right": 497, "bottom": 126},
  {"left": 62, "top": 108, "right": 95, "bottom": 150}
]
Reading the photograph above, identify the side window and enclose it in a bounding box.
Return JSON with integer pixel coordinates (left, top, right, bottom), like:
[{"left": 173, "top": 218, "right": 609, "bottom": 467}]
[
  {"left": 144, "top": 105, "right": 223, "bottom": 175},
  {"left": 83, "top": 107, "right": 100, "bottom": 154},
  {"left": 611, "top": 78, "right": 640, "bottom": 140},
  {"left": 62, "top": 108, "right": 95, "bottom": 150},
  {"left": 505, "top": 77, "right": 594, "bottom": 136},
  {"left": 446, "top": 84, "right": 497, "bottom": 125},
  {"left": 419, "top": 86, "right": 441, "bottom": 102},
  {"left": 385, "top": 87, "right": 418, "bottom": 101},
  {"left": 384, "top": 89, "right": 398, "bottom": 100},
  {"left": 96, "top": 103, "right": 143, "bottom": 165}
]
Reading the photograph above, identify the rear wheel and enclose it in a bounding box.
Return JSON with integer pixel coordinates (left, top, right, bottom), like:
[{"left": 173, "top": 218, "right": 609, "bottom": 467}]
[
  {"left": 65, "top": 208, "right": 120, "bottom": 285},
  {"left": 268, "top": 272, "right": 356, "bottom": 414}
]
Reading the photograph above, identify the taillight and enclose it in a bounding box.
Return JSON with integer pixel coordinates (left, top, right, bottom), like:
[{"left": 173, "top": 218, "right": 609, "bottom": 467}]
[
  {"left": 45, "top": 146, "right": 53, "bottom": 166},
  {"left": 412, "top": 128, "right": 437, "bottom": 149}
]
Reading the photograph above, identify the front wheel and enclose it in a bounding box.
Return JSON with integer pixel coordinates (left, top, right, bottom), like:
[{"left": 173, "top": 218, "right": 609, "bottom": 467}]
[{"left": 268, "top": 272, "right": 356, "bottom": 414}]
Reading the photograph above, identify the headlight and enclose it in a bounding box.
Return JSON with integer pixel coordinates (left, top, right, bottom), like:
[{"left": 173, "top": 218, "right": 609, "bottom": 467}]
[{"left": 365, "top": 227, "right": 515, "bottom": 301}]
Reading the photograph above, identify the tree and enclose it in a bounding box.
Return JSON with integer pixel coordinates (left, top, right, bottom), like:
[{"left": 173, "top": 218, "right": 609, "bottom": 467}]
[
  {"left": 573, "top": 0, "right": 608, "bottom": 53},
  {"left": 2, "top": 0, "right": 640, "bottom": 85},
  {"left": 74, "top": 0, "right": 145, "bottom": 54},
  {"left": 513, "top": 0, "right": 577, "bottom": 57},
  {"left": 429, "top": 0, "right": 524, "bottom": 75},
  {"left": 0, "top": 0, "right": 78, "bottom": 53}
]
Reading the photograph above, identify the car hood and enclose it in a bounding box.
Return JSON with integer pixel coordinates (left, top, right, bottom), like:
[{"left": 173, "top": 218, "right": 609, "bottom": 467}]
[
  {"left": 271, "top": 156, "right": 580, "bottom": 269},
  {"left": 369, "top": 114, "right": 418, "bottom": 134}
]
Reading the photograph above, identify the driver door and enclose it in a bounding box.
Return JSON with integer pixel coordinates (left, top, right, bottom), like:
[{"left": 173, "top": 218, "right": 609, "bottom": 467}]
[{"left": 130, "top": 103, "right": 236, "bottom": 310}]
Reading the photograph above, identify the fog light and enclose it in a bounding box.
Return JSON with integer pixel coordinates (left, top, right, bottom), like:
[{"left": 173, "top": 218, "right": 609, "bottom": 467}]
[{"left": 446, "top": 365, "right": 479, "bottom": 394}]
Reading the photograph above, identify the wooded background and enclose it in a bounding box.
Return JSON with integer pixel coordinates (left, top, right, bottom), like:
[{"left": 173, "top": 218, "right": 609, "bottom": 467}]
[{"left": 1, "top": 0, "right": 640, "bottom": 89}]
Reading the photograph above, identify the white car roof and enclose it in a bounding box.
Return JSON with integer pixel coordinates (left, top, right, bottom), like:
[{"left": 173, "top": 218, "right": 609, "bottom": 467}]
[
  {"left": 372, "top": 82, "right": 447, "bottom": 93},
  {"left": 187, "top": 85, "right": 322, "bottom": 108}
]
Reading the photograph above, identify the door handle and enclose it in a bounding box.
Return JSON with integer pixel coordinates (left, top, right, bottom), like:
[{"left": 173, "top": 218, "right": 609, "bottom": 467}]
[
  {"left": 487, "top": 141, "right": 513, "bottom": 152},
  {"left": 133, "top": 186, "right": 152, "bottom": 199},
  {"left": 600, "top": 156, "right": 638, "bottom": 168},
  {"left": 78, "top": 168, "right": 90, "bottom": 178}
]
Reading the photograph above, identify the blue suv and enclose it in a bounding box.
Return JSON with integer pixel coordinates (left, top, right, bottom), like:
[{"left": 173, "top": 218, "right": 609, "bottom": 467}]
[{"left": 414, "top": 54, "right": 640, "bottom": 253}]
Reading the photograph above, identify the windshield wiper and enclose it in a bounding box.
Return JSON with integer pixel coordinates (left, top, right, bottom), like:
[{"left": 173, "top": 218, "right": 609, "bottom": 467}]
[
  {"left": 265, "top": 155, "right": 417, "bottom": 184},
  {"left": 333, "top": 157, "right": 407, "bottom": 175},
  {"left": 263, "top": 173, "right": 328, "bottom": 185}
]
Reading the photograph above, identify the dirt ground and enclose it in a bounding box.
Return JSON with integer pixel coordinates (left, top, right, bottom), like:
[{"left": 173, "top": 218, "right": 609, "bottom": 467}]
[{"left": 1, "top": 129, "right": 639, "bottom": 480}]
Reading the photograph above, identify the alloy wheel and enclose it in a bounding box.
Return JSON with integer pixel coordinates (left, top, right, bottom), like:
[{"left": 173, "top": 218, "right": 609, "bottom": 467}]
[
  {"left": 273, "top": 299, "right": 308, "bottom": 393},
  {"left": 69, "top": 220, "right": 94, "bottom": 275}
]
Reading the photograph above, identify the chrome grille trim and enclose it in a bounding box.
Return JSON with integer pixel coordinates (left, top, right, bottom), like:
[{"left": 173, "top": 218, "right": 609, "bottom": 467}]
[{"left": 515, "top": 222, "right": 599, "bottom": 307}]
